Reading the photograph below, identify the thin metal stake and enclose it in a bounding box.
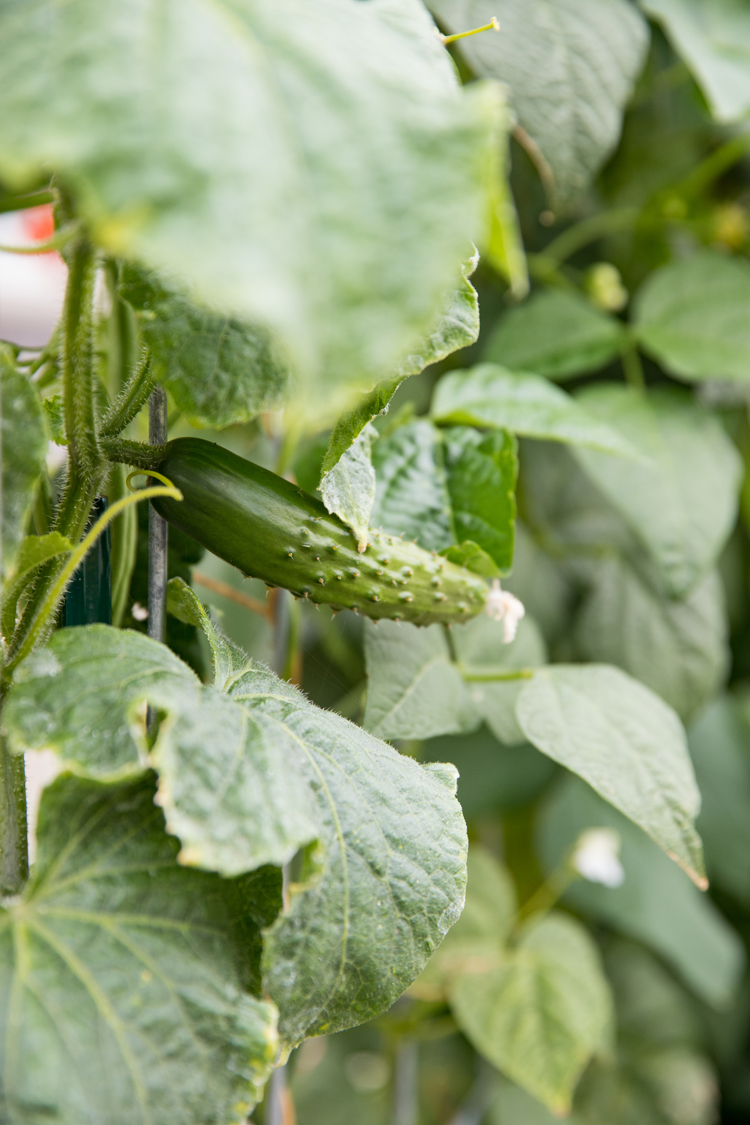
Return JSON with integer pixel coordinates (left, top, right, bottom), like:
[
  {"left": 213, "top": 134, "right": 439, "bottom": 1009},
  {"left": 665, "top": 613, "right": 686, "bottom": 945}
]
[{"left": 147, "top": 388, "right": 168, "bottom": 732}]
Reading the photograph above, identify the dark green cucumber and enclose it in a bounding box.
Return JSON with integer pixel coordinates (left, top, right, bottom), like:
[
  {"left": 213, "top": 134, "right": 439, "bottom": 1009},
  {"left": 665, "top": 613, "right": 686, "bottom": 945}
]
[{"left": 151, "top": 438, "right": 488, "bottom": 626}]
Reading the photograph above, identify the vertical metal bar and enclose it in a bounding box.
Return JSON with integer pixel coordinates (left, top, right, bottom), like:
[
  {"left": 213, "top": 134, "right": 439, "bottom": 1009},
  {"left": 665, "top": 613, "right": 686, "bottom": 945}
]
[
  {"left": 147, "top": 387, "right": 168, "bottom": 647},
  {"left": 393, "top": 1042, "right": 419, "bottom": 1125},
  {"left": 266, "top": 1067, "right": 288, "bottom": 1125}
]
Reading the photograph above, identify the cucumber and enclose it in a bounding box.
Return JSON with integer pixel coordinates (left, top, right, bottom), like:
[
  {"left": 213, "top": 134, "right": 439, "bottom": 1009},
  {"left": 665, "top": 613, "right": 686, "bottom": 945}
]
[{"left": 150, "top": 438, "right": 488, "bottom": 625}]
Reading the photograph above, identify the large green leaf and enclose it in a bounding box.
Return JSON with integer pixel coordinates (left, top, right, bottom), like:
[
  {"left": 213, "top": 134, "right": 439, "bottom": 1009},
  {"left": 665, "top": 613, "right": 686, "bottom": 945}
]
[
  {"left": 411, "top": 845, "right": 517, "bottom": 1000},
  {"left": 689, "top": 699, "right": 750, "bottom": 902},
  {"left": 120, "top": 265, "right": 289, "bottom": 429},
  {"left": 538, "top": 777, "right": 744, "bottom": 1007},
  {"left": 6, "top": 625, "right": 468, "bottom": 1045},
  {"left": 1, "top": 349, "right": 47, "bottom": 578},
  {"left": 633, "top": 252, "right": 750, "bottom": 383},
  {"left": 573, "top": 386, "right": 742, "bottom": 595},
  {"left": 429, "top": 0, "right": 648, "bottom": 206},
  {"left": 432, "top": 365, "right": 638, "bottom": 456},
  {"left": 3, "top": 626, "right": 318, "bottom": 875},
  {"left": 370, "top": 420, "right": 454, "bottom": 551},
  {"left": 319, "top": 253, "right": 481, "bottom": 478},
  {"left": 0, "top": 772, "right": 280, "bottom": 1124},
  {"left": 515, "top": 664, "right": 706, "bottom": 886},
  {"left": 0, "top": 0, "right": 495, "bottom": 415},
  {"left": 573, "top": 557, "right": 728, "bottom": 721},
  {"left": 363, "top": 619, "right": 476, "bottom": 741},
  {"left": 443, "top": 426, "right": 517, "bottom": 574},
  {"left": 450, "top": 912, "right": 612, "bottom": 1114},
  {"left": 484, "top": 289, "right": 627, "bottom": 380},
  {"left": 225, "top": 669, "right": 467, "bottom": 1045},
  {"left": 640, "top": 0, "right": 750, "bottom": 122}
]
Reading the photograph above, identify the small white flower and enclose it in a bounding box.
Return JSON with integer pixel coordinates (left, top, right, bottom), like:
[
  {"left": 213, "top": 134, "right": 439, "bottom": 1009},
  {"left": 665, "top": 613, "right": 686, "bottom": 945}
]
[
  {"left": 485, "top": 579, "right": 525, "bottom": 643},
  {"left": 572, "top": 828, "right": 625, "bottom": 888}
]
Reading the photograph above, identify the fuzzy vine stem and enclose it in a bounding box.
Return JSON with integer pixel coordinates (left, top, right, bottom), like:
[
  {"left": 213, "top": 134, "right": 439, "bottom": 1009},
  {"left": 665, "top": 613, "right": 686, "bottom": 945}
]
[{"left": 99, "top": 350, "right": 154, "bottom": 438}]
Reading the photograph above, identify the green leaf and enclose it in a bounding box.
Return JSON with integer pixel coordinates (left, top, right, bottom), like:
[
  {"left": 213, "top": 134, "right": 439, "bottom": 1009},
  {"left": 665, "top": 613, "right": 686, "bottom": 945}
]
[
  {"left": 363, "top": 619, "right": 476, "bottom": 741},
  {"left": 0, "top": 772, "right": 279, "bottom": 1123},
  {"left": 319, "top": 251, "right": 482, "bottom": 477},
  {"left": 7, "top": 626, "right": 469, "bottom": 1045},
  {"left": 538, "top": 776, "right": 745, "bottom": 1007},
  {"left": 1, "top": 348, "right": 47, "bottom": 577},
  {"left": 633, "top": 251, "right": 750, "bottom": 383},
  {"left": 320, "top": 424, "right": 377, "bottom": 552},
  {"left": 370, "top": 420, "right": 454, "bottom": 551},
  {"left": 0, "top": 0, "right": 495, "bottom": 415},
  {"left": 429, "top": 0, "right": 649, "bottom": 207},
  {"left": 411, "top": 845, "right": 516, "bottom": 1000},
  {"left": 573, "top": 557, "right": 728, "bottom": 721},
  {"left": 573, "top": 386, "right": 742, "bottom": 595},
  {"left": 443, "top": 426, "right": 517, "bottom": 574},
  {"left": 449, "top": 912, "right": 612, "bottom": 1114},
  {"left": 516, "top": 664, "right": 706, "bottom": 886},
  {"left": 120, "top": 265, "right": 289, "bottom": 429},
  {"left": 484, "top": 289, "right": 627, "bottom": 380},
  {"left": 432, "top": 365, "right": 639, "bottom": 456},
  {"left": 639, "top": 0, "right": 750, "bottom": 122},
  {"left": 454, "top": 614, "right": 548, "bottom": 746},
  {"left": 689, "top": 698, "right": 750, "bottom": 902},
  {"left": 224, "top": 668, "right": 468, "bottom": 1045},
  {"left": 4, "top": 626, "right": 317, "bottom": 876}
]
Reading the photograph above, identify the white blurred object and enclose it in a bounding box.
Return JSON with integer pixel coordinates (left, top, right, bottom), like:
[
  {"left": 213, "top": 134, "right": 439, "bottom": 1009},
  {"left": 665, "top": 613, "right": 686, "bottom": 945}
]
[
  {"left": 485, "top": 578, "right": 525, "bottom": 643},
  {"left": 46, "top": 441, "right": 68, "bottom": 476},
  {"left": 0, "top": 208, "right": 67, "bottom": 347},
  {"left": 25, "top": 749, "right": 63, "bottom": 865},
  {"left": 571, "top": 828, "right": 625, "bottom": 888}
]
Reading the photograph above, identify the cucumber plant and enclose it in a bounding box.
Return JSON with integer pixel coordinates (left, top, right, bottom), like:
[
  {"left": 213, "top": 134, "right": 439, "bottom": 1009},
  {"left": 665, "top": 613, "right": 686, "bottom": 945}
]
[{"left": 1, "top": 1, "right": 750, "bottom": 1124}]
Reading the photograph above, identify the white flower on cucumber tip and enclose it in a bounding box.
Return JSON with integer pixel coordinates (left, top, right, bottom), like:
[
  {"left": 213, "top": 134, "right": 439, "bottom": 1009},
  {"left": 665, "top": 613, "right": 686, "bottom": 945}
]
[
  {"left": 572, "top": 828, "right": 625, "bottom": 888},
  {"left": 485, "top": 579, "right": 525, "bottom": 643}
]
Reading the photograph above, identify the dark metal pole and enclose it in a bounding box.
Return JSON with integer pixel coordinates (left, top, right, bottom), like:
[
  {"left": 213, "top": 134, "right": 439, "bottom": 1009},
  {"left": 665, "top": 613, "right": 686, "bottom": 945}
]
[{"left": 147, "top": 386, "right": 168, "bottom": 647}]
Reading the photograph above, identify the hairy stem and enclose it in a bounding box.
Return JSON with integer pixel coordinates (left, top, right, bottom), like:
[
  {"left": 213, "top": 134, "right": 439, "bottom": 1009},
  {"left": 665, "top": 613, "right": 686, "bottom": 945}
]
[
  {"left": 101, "top": 437, "right": 164, "bottom": 471},
  {"left": 99, "top": 351, "right": 154, "bottom": 438},
  {"left": 61, "top": 237, "right": 99, "bottom": 482}
]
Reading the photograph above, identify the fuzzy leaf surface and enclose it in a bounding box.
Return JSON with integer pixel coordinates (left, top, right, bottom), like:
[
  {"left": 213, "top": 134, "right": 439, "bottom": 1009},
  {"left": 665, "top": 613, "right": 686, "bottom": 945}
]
[
  {"left": 3, "top": 626, "right": 317, "bottom": 875},
  {"left": 0, "top": 772, "right": 279, "bottom": 1124},
  {"left": 1, "top": 350, "right": 46, "bottom": 577},
  {"left": 450, "top": 913, "right": 612, "bottom": 1114},
  {"left": 0, "top": 0, "right": 494, "bottom": 415},
  {"left": 432, "top": 365, "right": 638, "bottom": 456},
  {"left": 485, "top": 289, "right": 627, "bottom": 380},
  {"left": 227, "top": 667, "right": 468, "bottom": 1044},
  {"left": 120, "top": 265, "right": 289, "bottom": 429},
  {"left": 429, "top": 0, "right": 648, "bottom": 206},
  {"left": 517, "top": 664, "right": 705, "bottom": 885},
  {"left": 573, "top": 386, "right": 742, "bottom": 595},
  {"left": 633, "top": 252, "right": 750, "bottom": 383},
  {"left": 6, "top": 627, "right": 468, "bottom": 1045}
]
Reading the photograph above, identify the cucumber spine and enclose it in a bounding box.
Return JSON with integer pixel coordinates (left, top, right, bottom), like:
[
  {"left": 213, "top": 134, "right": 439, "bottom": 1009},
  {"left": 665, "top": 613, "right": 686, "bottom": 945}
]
[{"left": 149, "top": 438, "right": 488, "bottom": 626}]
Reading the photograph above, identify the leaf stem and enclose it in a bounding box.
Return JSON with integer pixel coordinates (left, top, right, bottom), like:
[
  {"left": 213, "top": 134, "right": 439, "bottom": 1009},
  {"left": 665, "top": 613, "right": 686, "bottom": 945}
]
[
  {"left": 460, "top": 666, "right": 534, "bottom": 683},
  {"left": 0, "top": 732, "right": 28, "bottom": 894},
  {"left": 539, "top": 206, "right": 640, "bottom": 265},
  {"left": 621, "top": 345, "right": 645, "bottom": 391},
  {"left": 0, "top": 223, "right": 79, "bottom": 255}
]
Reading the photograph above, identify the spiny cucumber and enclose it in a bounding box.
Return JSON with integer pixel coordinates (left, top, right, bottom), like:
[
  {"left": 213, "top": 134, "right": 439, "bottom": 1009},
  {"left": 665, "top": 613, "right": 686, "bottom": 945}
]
[{"left": 150, "top": 438, "right": 489, "bottom": 626}]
